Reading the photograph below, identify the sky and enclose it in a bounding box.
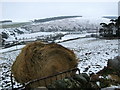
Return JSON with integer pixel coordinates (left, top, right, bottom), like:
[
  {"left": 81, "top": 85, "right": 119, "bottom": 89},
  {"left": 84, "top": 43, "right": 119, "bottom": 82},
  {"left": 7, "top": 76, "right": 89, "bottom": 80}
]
[{"left": 0, "top": 0, "right": 119, "bottom": 22}]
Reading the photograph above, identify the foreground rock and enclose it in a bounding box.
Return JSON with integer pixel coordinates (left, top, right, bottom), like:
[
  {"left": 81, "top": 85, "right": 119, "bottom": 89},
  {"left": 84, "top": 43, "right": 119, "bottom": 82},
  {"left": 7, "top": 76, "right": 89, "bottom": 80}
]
[
  {"left": 47, "top": 73, "right": 99, "bottom": 89},
  {"left": 107, "top": 56, "right": 120, "bottom": 75},
  {"left": 47, "top": 56, "right": 120, "bottom": 89},
  {"left": 91, "top": 56, "right": 120, "bottom": 89}
]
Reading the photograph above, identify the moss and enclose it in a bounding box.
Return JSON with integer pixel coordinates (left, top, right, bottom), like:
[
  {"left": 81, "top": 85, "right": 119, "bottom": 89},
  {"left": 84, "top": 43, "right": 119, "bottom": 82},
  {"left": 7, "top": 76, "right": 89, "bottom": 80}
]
[
  {"left": 99, "top": 79, "right": 109, "bottom": 88},
  {"left": 73, "top": 74, "right": 88, "bottom": 85}
]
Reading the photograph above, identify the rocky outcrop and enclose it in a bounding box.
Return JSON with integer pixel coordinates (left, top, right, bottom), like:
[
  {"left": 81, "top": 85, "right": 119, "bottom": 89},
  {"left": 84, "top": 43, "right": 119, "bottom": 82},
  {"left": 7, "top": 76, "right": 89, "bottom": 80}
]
[
  {"left": 91, "top": 56, "right": 120, "bottom": 89},
  {"left": 47, "top": 73, "right": 99, "bottom": 89},
  {"left": 49, "top": 56, "right": 120, "bottom": 89},
  {"left": 107, "top": 56, "right": 120, "bottom": 75}
]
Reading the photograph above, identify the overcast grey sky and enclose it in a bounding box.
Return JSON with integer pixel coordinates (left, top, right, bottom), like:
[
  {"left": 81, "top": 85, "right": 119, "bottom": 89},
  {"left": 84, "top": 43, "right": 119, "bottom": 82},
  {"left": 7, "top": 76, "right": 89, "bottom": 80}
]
[{"left": 0, "top": 2, "right": 119, "bottom": 22}]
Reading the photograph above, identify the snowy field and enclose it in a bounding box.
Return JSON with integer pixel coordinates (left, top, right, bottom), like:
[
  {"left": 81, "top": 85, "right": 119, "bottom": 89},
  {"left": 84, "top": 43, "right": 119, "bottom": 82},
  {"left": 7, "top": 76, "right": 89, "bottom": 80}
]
[
  {"left": 55, "top": 33, "right": 92, "bottom": 42},
  {"left": 0, "top": 33, "right": 118, "bottom": 89},
  {"left": 5, "top": 31, "right": 68, "bottom": 42},
  {"left": 60, "top": 38, "right": 118, "bottom": 74}
]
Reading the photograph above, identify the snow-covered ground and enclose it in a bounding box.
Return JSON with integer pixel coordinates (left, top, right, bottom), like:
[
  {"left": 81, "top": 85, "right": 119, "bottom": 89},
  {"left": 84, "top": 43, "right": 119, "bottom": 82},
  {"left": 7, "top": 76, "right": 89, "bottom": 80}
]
[
  {"left": 0, "top": 32, "right": 118, "bottom": 89},
  {"left": 55, "top": 33, "right": 92, "bottom": 42},
  {"left": 60, "top": 38, "right": 118, "bottom": 74},
  {"left": 6, "top": 31, "right": 68, "bottom": 42},
  {"left": 16, "top": 31, "right": 67, "bottom": 40},
  {"left": 0, "top": 50, "right": 21, "bottom": 89},
  {"left": 0, "top": 16, "right": 117, "bottom": 89},
  {"left": 0, "top": 45, "right": 25, "bottom": 54}
]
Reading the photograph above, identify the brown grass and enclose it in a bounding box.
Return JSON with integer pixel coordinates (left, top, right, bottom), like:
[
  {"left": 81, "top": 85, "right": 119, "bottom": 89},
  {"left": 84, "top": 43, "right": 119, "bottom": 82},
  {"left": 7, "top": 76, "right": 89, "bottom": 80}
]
[{"left": 11, "top": 41, "right": 78, "bottom": 88}]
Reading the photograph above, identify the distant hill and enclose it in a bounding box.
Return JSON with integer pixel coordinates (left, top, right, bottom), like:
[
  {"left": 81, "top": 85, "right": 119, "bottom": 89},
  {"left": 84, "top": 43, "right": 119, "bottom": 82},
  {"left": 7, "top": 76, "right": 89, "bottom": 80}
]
[
  {"left": 0, "top": 22, "right": 31, "bottom": 29},
  {"left": 34, "top": 16, "right": 82, "bottom": 23},
  {"left": 23, "top": 17, "right": 110, "bottom": 33},
  {"left": 102, "top": 16, "right": 118, "bottom": 19},
  {"left": 0, "top": 20, "right": 12, "bottom": 24},
  {"left": 1, "top": 16, "right": 110, "bottom": 45}
]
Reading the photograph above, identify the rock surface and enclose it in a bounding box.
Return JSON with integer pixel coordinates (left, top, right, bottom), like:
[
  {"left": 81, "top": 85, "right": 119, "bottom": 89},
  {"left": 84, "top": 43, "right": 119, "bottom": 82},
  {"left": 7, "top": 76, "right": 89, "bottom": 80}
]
[
  {"left": 47, "top": 73, "right": 99, "bottom": 89},
  {"left": 91, "top": 56, "right": 120, "bottom": 89}
]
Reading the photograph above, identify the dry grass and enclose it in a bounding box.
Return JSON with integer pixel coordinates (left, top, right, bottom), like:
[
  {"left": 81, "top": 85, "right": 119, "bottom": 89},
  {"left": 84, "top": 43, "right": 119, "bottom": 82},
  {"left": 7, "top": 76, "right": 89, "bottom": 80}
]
[{"left": 11, "top": 41, "right": 78, "bottom": 88}]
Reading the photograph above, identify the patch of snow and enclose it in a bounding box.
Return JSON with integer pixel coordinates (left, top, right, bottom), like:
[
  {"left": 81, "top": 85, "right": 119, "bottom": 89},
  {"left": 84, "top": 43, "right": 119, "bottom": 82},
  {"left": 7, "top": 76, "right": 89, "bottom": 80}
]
[
  {"left": 16, "top": 32, "right": 67, "bottom": 40},
  {"left": 55, "top": 33, "right": 91, "bottom": 42},
  {"left": 101, "top": 85, "right": 120, "bottom": 90},
  {"left": 96, "top": 81, "right": 100, "bottom": 86},
  {"left": 0, "top": 45, "right": 25, "bottom": 53}
]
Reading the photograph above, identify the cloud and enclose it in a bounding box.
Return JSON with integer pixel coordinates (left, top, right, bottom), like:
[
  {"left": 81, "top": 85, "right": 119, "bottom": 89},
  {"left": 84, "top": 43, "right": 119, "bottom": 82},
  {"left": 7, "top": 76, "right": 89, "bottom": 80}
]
[
  {"left": 0, "top": 2, "right": 118, "bottom": 22},
  {"left": 0, "top": 0, "right": 119, "bottom": 2}
]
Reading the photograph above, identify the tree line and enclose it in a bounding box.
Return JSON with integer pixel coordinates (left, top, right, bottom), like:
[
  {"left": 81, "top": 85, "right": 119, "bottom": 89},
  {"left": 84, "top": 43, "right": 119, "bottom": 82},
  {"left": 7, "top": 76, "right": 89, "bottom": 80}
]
[
  {"left": 34, "top": 16, "right": 81, "bottom": 23},
  {"left": 99, "top": 16, "right": 120, "bottom": 38}
]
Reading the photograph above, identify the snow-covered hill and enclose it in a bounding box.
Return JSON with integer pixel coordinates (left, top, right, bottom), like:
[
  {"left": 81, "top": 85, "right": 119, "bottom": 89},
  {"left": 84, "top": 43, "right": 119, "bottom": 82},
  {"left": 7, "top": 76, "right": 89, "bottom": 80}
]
[
  {"left": 24, "top": 17, "right": 110, "bottom": 32},
  {"left": 0, "top": 28, "right": 29, "bottom": 42},
  {"left": 0, "top": 17, "right": 110, "bottom": 46}
]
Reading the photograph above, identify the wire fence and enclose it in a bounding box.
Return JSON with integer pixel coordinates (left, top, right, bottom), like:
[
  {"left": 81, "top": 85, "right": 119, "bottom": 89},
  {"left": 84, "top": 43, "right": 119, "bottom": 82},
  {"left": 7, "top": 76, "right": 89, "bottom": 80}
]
[{"left": 11, "top": 68, "right": 80, "bottom": 89}]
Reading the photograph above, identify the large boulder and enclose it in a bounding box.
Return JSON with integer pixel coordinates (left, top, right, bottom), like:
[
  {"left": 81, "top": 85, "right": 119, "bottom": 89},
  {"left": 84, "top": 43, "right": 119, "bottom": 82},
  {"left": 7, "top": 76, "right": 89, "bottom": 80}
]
[
  {"left": 107, "top": 56, "right": 120, "bottom": 74},
  {"left": 11, "top": 41, "right": 78, "bottom": 88}
]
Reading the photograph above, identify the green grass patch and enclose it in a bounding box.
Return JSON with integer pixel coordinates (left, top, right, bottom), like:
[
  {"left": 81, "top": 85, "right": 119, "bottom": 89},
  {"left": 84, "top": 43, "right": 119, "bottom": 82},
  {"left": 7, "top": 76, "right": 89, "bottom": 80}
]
[{"left": 0, "top": 22, "right": 31, "bottom": 29}]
